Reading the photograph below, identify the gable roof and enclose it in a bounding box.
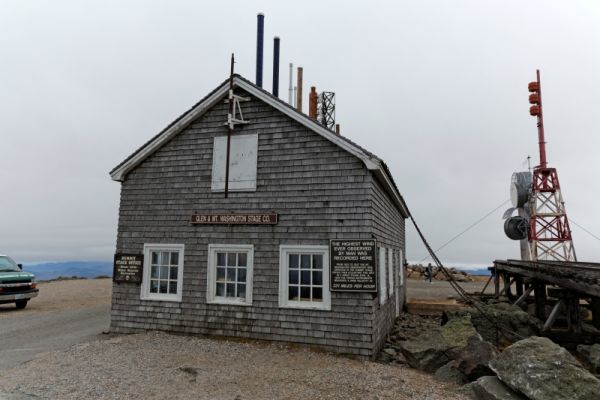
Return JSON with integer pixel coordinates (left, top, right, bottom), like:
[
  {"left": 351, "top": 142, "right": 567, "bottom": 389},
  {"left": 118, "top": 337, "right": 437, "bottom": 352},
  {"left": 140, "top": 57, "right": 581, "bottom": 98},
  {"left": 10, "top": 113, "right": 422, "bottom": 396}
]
[{"left": 110, "top": 75, "right": 409, "bottom": 217}]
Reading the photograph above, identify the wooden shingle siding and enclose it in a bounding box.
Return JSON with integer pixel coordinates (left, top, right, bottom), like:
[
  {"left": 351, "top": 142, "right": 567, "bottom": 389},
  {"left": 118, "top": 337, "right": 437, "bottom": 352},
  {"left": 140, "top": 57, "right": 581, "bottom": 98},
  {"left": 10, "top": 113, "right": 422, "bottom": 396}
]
[
  {"left": 369, "top": 177, "right": 406, "bottom": 354},
  {"left": 111, "top": 88, "right": 405, "bottom": 358}
]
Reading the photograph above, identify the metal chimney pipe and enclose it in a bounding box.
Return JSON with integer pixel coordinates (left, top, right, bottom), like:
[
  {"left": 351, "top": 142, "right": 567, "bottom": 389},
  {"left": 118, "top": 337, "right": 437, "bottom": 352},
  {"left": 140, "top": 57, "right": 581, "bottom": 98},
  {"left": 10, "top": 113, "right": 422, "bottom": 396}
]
[
  {"left": 272, "top": 36, "right": 280, "bottom": 97},
  {"left": 296, "top": 67, "right": 303, "bottom": 112},
  {"left": 293, "top": 86, "right": 297, "bottom": 108},
  {"left": 335, "top": 124, "right": 340, "bottom": 135},
  {"left": 288, "top": 63, "right": 293, "bottom": 105},
  {"left": 256, "top": 13, "right": 264, "bottom": 87},
  {"left": 309, "top": 86, "right": 318, "bottom": 120}
]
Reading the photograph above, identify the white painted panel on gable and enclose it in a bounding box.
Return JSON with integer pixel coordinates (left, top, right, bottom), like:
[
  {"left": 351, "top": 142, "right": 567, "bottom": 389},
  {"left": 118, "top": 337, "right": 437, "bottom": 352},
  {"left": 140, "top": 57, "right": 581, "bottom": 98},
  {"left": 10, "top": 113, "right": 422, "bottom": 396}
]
[{"left": 211, "top": 134, "right": 258, "bottom": 191}]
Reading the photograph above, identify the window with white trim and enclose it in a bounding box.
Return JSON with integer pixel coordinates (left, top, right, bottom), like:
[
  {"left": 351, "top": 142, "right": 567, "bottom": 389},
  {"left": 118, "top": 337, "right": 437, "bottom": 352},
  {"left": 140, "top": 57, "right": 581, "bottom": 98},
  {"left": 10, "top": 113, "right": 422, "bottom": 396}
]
[
  {"left": 207, "top": 244, "right": 253, "bottom": 305},
  {"left": 141, "top": 244, "right": 184, "bottom": 302},
  {"left": 379, "top": 247, "right": 387, "bottom": 305},
  {"left": 279, "top": 245, "right": 331, "bottom": 310},
  {"left": 211, "top": 134, "right": 258, "bottom": 192},
  {"left": 388, "top": 248, "right": 394, "bottom": 297}
]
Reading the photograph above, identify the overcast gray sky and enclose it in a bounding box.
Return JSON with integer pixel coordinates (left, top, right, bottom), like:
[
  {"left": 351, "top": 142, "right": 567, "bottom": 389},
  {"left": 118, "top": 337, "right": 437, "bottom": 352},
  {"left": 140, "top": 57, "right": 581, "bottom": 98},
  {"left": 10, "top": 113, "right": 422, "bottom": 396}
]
[{"left": 2, "top": 0, "right": 599, "bottom": 266}]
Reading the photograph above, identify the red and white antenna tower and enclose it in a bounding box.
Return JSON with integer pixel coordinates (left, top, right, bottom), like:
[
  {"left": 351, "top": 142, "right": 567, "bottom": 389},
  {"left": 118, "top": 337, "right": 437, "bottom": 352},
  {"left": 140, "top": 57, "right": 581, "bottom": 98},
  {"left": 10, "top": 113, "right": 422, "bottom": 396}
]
[{"left": 527, "top": 70, "right": 576, "bottom": 261}]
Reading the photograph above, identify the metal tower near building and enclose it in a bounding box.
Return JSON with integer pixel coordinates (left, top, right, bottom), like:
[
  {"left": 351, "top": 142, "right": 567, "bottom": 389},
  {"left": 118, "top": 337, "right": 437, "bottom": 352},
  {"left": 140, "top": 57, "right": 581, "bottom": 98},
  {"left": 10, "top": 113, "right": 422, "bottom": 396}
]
[
  {"left": 317, "top": 91, "right": 336, "bottom": 130},
  {"left": 527, "top": 70, "right": 576, "bottom": 261}
]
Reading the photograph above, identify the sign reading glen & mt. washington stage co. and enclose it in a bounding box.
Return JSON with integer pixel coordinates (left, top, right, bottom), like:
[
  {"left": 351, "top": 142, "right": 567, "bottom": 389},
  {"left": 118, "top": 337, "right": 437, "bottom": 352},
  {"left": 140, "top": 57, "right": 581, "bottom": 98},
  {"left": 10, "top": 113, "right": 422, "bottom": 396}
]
[
  {"left": 330, "top": 239, "right": 377, "bottom": 292},
  {"left": 191, "top": 213, "right": 278, "bottom": 225}
]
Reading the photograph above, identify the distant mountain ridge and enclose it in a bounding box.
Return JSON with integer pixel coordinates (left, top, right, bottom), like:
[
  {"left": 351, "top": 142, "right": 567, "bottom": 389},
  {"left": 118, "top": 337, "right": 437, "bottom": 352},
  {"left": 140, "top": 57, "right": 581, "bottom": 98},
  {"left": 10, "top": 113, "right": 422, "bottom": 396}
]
[{"left": 23, "top": 261, "right": 112, "bottom": 281}]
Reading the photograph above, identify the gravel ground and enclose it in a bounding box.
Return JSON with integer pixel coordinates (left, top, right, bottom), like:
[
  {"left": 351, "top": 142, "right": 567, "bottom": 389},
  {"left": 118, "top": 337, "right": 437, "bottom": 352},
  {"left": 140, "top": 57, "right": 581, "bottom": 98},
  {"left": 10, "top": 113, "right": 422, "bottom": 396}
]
[{"left": 0, "top": 331, "right": 468, "bottom": 400}]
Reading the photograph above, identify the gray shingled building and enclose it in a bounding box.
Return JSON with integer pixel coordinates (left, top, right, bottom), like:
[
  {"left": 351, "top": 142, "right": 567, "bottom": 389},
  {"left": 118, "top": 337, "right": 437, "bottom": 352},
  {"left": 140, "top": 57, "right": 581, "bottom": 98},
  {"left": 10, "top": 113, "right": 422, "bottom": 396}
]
[{"left": 109, "top": 75, "right": 409, "bottom": 358}]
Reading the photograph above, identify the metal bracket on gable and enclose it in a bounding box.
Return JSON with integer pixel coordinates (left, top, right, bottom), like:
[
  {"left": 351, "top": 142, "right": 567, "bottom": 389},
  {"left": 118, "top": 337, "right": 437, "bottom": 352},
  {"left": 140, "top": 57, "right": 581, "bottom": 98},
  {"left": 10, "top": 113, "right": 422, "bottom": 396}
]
[{"left": 224, "top": 90, "right": 251, "bottom": 129}]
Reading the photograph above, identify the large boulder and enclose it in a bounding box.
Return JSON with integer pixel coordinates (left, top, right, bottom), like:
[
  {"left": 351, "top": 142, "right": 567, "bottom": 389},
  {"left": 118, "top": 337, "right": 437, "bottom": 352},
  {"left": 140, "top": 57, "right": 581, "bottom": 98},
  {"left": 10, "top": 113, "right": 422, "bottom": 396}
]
[
  {"left": 399, "top": 315, "right": 480, "bottom": 372},
  {"left": 467, "top": 376, "right": 527, "bottom": 400},
  {"left": 577, "top": 343, "right": 600, "bottom": 375},
  {"left": 490, "top": 336, "right": 600, "bottom": 400},
  {"left": 444, "top": 302, "right": 541, "bottom": 345},
  {"left": 455, "top": 335, "right": 498, "bottom": 381}
]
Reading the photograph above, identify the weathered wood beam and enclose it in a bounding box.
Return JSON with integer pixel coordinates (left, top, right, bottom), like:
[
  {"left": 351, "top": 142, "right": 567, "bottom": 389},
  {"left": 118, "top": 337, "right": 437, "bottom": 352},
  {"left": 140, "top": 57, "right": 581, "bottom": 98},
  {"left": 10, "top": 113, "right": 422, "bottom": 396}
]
[
  {"left": 494, "top": 263, "right": 600, "bottom": 298},
  {"left": 514, "top": 286, "right": 534, "bottom": 307},
  {"left": 543, "top": 300, "right": 564, "bottom": 332},
  {"left": 534, "top": 281, "right": 547, "bottom": 320},
  {"left": 591, "top": 297, "right": 600, "bottom": 330}
]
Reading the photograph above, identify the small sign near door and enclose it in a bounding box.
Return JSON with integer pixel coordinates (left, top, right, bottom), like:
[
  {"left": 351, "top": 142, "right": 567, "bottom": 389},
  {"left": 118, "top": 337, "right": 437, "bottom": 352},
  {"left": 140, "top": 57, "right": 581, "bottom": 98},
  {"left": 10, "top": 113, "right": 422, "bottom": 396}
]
[
  {"left": 330, "top": 239, "right": 377, "bottom": 292},
  {"left": 113, "top": 254, "right": 143, "bottom": 284}
]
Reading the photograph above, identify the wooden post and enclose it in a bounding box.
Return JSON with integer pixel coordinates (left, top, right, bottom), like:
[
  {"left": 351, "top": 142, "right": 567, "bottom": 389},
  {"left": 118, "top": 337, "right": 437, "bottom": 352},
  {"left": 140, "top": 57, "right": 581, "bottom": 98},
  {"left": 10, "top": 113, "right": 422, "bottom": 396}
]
[
  {"left": 515, "top": 276, "right": 524, "bottom": 298},
  {"left": 534, "top": 281, "right": 547, "bottom": 320},
  {"left": 591, "top": 297, "right": 600, "bottom": 329},
  {"left": 494, "top": 267, "right": 500, "bottom": 297}
]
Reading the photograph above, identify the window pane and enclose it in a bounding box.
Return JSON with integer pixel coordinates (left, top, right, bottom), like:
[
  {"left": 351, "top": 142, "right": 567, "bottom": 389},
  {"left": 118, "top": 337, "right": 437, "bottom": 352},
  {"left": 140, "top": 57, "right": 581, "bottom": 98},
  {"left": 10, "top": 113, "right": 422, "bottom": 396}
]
[
  {"left": 226, "top": 267, "right": 236, "bottom": 282},
  {"left": 151, "top": 265, "right": 159, "bottom": 279},
  {"left": 169, "top": 266, "right": 178, "bottom": 280},
  {"left": 226, "top": 283, "right": 235, "bottom": 297},
  {"left": 159, "top": 281, "right": 168, "bottom": 294},
  {"left": 289, "top": 254, "right": 299, "bottom": 268},
  {"left": 159, "top": 266, "right": 169, "bottom": 279},
  {"left": 160, "top": 252, "right": 170, "bottom": 266},
  {"left": 169, "top": 281, "right": 178, "bottom": 294},
  {"left": 312, "top": 271, "right": 323, "bottom": 286},
  {"left": 216, "top": 283, "right": 225, "bottom": 296},
  {"left": 300, "top": 286, "right": 311, "bottom": 300},
  {"left": 313, "top": 254, "right": 323, "bottom": 270},
  {"left": 312, "top": 287, "right": 323, "bottom": 300},
  {"left": 237, "top": 284, "right": 246, "bottom": 298},
  {"left": 301, "top": 270, "right": 311, "bottom": 285},
  {"left": 288, "top": 286, "right": 299, "bottom": 301},
  {"left": 170, "top": 252, "right": 179, "bottom": 265},
  {"left": 151, "top": 252, "right": 159, "bottom": 265},
  {"left": 301, "top": 254, "right": 311, "bottom": 269},
  {"left": 217, "top": 253, "right": 226, "bottom": 266},
  {"left": 238, "top": 253, "right": 247, "bottom": 267},
  {"left": 289, "top": 270, "right": 298, "bottom": 285},
  {"left": 238, "top": 268, "right": 247, "bottom": 282},
  {"left": 216, "top": 267, "right": 226, "bottom": 281},
  {"left": 150, "top": 280, "right": 159, "bottom": 293},
  {"left": 227, "top": 253, "right": 236, "bottom": 267}
]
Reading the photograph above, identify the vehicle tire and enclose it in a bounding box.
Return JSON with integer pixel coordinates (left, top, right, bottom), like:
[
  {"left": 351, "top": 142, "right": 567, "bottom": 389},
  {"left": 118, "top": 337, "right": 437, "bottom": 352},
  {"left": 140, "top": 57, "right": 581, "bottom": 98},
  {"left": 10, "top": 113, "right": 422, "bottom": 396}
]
[{"left": 15, "top": 300, "right": 28, "bottom": 309}]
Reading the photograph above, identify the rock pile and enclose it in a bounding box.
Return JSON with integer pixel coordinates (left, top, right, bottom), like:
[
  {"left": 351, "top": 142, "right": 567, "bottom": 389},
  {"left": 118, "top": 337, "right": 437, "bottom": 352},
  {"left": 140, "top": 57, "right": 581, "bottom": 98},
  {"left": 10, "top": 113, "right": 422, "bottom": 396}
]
[
  {"left": 379, "top": 301, "right": 600, "bottom": 400},
  {"left": 406, "top": 264, "right": 479, "bottom": 282}
]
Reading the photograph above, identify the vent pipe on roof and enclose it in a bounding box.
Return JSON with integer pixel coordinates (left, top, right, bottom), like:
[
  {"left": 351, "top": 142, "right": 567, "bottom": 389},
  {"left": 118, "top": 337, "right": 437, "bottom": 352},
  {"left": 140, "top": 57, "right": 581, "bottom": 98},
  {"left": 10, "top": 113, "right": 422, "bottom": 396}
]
[
  {"left": 272, "top": 36, "right": 280, "bottom": 97},
  {"left": 335, "top": 124, "right": 340, "bottom": 135},
  {"left": 293, "top": 86, "right": 297, "bottom": 108},
  {"left": 296, "top": 67, "right": 303, "bottom": 112},
  {"left": 256, "top": 13, "right": 264, "bottom": 87},
  {"left": 309, "top": 86, "right": 318, "bottom": 120},
  {"left": 288, "top": 63, "right": 293, "bottom": 105}
]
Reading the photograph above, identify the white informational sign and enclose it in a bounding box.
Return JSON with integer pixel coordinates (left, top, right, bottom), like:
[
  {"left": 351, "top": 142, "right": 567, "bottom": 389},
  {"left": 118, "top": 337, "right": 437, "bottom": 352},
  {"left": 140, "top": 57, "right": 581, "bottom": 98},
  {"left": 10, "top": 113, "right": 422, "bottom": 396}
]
[{"left": 211, "top": 134, "right": 258, "bottom": 191}]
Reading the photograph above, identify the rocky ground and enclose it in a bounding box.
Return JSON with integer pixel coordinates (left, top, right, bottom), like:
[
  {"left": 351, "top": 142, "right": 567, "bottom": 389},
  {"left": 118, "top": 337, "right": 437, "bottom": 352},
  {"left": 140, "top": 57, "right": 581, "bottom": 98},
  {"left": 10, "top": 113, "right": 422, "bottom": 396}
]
[
  {"left": 406, "top": 264, "right": 487, "bottom": 282},
  {"left": 377, "top": 297, "right": 600, "bottom": 400}
]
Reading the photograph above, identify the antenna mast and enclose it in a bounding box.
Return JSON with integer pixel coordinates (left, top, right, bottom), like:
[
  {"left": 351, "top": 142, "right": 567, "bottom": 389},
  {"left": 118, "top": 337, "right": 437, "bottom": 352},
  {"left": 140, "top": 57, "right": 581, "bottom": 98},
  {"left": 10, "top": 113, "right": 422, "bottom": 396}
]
[{"left": 527, "top": 70, "right": 576, "bottom": 261}]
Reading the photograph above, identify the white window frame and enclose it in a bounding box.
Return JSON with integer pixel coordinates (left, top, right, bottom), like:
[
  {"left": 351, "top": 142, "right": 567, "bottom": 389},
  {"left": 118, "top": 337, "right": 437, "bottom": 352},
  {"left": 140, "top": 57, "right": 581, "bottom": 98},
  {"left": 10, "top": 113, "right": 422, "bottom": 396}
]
[
  {"left": 140, "top": 243, "right": 185, "bottom": 302},
  {"left": 388, "top": 248, "right": 394, "bottom": 297},
  {"left": 379, "top": 247, "right": 387, "bottom": 305},
  {"left": 211, "top": 133, "right": 258, "bottom": 192},
  {"left": 207, "top": 244, "right": 254, "bottom": 306},
  {"left": 279, "top": 245, "right": 331, "bottom": 311}
]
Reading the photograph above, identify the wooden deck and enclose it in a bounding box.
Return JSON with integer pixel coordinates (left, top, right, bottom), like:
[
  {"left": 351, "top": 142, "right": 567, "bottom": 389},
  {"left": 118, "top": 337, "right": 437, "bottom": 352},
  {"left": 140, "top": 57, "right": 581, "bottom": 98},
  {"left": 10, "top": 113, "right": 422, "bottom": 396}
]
[{"left": 491, "top": 259, "right": 600, "bottom": 345}]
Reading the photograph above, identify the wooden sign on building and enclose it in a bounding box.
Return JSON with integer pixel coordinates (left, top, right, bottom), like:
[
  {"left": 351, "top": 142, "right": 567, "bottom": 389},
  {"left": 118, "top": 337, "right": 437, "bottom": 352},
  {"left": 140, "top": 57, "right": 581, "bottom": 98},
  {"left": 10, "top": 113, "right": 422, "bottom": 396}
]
[
  {"left": 191, "top": 213, "right": 278, "bottom": 225},
  {"left": 330, "top": 239, "right": 378, "bottom": 292},
  {"left": 113, "top": 254, "right": 143, "bottom": 284}
]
